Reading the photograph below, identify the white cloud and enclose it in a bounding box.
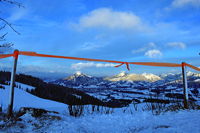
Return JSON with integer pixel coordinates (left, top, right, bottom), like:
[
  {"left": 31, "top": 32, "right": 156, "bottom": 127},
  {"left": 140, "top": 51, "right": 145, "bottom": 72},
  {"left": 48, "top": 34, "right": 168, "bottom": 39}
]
[
  {"left": 171, "top": 0, "right": 200, "bottom": 8},
  {"left": 132, "top": 42, "right": 156, "bottom": 54},
  {"left": 8, "top": 8, "right": 28, "bottom": 22},
  {"left": 145, "top": 49, "right": 163, "bottom": 58},
  {"left": 79, "top": 42, "right": 104, "bottom": 51},
  {"left": 71, "top": 62, "right": 116, "bottom": 70},
  {"left": 167, "top": 42, "right": 186, "bottom": 49},
  {"left": 74, "top": 8, "right": 144, "bottom": 30}
]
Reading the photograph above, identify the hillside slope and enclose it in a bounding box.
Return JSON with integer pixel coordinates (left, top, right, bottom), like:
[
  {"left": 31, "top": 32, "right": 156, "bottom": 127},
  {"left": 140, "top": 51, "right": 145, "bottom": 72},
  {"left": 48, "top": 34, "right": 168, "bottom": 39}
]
[
  {"left": 0, "top": 71, "right": 103, "bottom": 106},
  {"left": 0, "top": 84, "right": 67, "bottom": 112}
]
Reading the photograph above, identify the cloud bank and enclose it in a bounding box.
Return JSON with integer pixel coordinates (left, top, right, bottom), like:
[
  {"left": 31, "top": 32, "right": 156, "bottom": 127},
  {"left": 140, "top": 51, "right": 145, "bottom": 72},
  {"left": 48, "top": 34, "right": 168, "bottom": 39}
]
[
  {"left": 171, "top": 0, "right": 200, "bottom": 8},
  {"left": 167, "top": 42, "right": 186, "bottom": 49},
  {"left": 71, "top": 62, "right": 116, "bottom": 70},
  {"left": 73, "top": 8, "right": 144, "bottom": 30},
  {"left": 132, "top": 42, "right": 156, "bottom": 54},
  {"left": 145, "top": 49, "right": 163, "bottom": 58}
]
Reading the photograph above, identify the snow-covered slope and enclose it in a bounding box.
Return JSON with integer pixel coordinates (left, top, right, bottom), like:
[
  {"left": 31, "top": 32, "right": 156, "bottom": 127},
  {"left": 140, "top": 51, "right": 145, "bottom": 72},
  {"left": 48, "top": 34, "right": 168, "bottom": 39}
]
[
  {"left": 40, "top": 110, "right": 200, "bottom": 133},
  {"left": 0, "top": 84, "right": 67, "bottom": 112},
  {"left": 2, "top": 106, "right": 200, "bottom": 133}
]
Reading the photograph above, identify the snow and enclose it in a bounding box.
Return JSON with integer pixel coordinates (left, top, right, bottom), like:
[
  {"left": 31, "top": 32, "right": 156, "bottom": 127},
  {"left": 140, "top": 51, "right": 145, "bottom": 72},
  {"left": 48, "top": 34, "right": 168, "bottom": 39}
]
[
  {"left": 194, "top": 79, "right": 200, "bottom": 82},
  {"left": 51, "top": 110, "right": 200, "bottom": 133},
  {"left": 106, "top": 72, "right": 161, "bottom": 82},
  {"left": 74, "top": 71, "right": 92, "bottom": 78},
  {"left": 142, "top": 73, "right": 162, "bottom": 81},
  {"left": 84, "top": 85, "right": 100, "bottom": 88},
  {"left": 0, "top": 83, "right": 200, "bottom": 132},
  {"left": 75, "top": 71, "right": 83, "bottom": 76},
  {"left": 116, "top": 71, "right": 127, "bottom": 77},
  {"left": 2, "top": 108, "right": 200, "bottom": 133},
  {"left": 0, "top": 84, "right": 67, "bottom": 112}
]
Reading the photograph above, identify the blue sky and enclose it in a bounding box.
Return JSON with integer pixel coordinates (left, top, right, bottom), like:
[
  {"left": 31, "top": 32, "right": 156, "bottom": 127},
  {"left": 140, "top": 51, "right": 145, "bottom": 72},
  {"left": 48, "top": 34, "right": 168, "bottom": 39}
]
[{"left": 0, "top": 0, "right": 200, "bottom": 77}]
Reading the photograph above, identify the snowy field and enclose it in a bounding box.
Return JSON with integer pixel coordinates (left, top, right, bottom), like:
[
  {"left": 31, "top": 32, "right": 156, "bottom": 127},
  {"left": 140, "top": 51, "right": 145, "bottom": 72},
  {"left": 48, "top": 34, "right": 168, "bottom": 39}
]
[
  {"left": 1, "top": 110, "right": 200, "bottom": 133},
  {"left": 38, "top": 110, "right": 200, "bottom": 133},
  {"left": 1, "top": 84, "right": 200, "bottom": 133}
]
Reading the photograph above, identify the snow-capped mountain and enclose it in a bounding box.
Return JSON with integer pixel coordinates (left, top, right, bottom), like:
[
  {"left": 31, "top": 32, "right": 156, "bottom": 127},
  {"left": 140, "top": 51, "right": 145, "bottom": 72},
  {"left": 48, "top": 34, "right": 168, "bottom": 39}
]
[
  {"left": 141, "top": 73, "right": 161, "bottom": 81},
  {"left": 187, "top": 71, "right": 200, "bottom": 77},
  {"left": 160, "top": 71, "right": 200, "bottom": 82},
  {"left": 50, "top": 71, "right": 200, "bottom": 103},
  {"left": 105, "top": 72, "right": 161, "bottom": 82},
  {"left": 52, "top": 72, "right": 162, "bottom": 89},
  {"left": 52, "top": 71, "right": 200, "bottom": 90},
  {"left": 64, "top": 71, "right": 92, "bottom": 81},
  {"left": 54, "top": 71, "right": 104, "bottom": 87}
]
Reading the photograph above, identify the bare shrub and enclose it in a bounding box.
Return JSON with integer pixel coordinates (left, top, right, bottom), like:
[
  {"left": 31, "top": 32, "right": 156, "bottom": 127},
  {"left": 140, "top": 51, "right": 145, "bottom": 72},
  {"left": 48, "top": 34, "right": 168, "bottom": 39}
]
[
  {"left": 142, "top": 102, "right": 167, "bottom": 115},
  {"left": 68, "top": 105, "right": 84, "bottom": 117}
]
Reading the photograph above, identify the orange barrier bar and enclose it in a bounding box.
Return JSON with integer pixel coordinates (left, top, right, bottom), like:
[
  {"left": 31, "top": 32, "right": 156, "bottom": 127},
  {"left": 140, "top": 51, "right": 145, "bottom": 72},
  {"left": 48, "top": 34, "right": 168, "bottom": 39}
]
[
  {"left": 129, "top": 62, "right": 182, "bottom": 67},
  {"left": 0, "top": 51, "right": 199, "bottom": 71},
  {"left": 185, "top": 63, "right": 200, "bottom": 71},
  {"left": 19, "top": 51, "right": 126, "bottom": 64},
  {"left": 0, "top": 54, "right": 14, "bottom": 59}
]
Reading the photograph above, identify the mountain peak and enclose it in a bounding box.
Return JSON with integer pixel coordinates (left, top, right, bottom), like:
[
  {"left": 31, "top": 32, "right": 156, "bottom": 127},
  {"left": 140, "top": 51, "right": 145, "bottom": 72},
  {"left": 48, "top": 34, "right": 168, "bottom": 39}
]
[
  {"left": 187, "top": 71, "right": 200, "bottom": 77},
  {"left": 141, "top": 73, "right": 161, "bottom": 81},
  {"left": 116, "top": 71, "right": 127, "bottom": 77},
  {"left": 64, "top": 72, "right": 92, "bottom": 80},
  {"left": 73, "top": 71, "right": 92, "bottom": 78},
  {"left": 75, "top": 71, "right": 83, "bottom": 76}
]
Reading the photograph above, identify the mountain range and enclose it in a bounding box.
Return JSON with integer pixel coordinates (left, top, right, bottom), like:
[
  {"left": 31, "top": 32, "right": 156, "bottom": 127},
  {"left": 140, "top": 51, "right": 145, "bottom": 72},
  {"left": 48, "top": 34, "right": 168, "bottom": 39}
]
[
  {"left": 51, "top": 71, "right": 200, "bottom": 103},
  {"left": 52, "top": 71, "right": 200, "bottom": 88},
  {"left": 105, "top": 72, "right": 161, "bottom": 82},
  {"left": 1, "top": 70, "right": 199, "bottom": 108}
]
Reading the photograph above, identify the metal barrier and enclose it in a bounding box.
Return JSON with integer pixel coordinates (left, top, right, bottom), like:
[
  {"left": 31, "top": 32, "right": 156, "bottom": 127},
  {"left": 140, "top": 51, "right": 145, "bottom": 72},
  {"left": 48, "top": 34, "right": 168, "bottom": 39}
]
[{"left": 1, "top": 49, "right": 200, "bottom": 116}]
